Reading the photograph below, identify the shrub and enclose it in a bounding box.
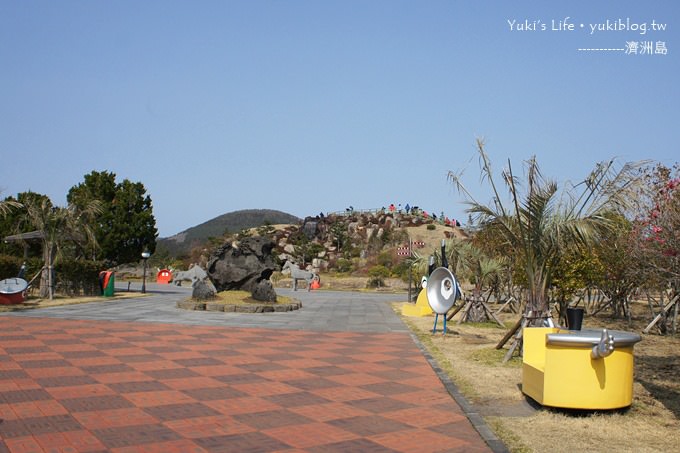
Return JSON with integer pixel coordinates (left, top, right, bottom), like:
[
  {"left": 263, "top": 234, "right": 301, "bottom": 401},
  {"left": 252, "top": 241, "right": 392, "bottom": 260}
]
[
  {"left": 427, "top": 224, "right": 436, "bottom": 230},
  {"left": 0, "top": 254, "right": 23, "bottom": 279},
  {"left": 343, "top": 244, "right": 362, "bottom": 259},
  {"left": 366, "top": 276, "right": 385, "bottom": 288},
  {"left": 55, "top": 259, "right": 107, "bottom": 296},
  {"left": 368, "top": 265, "right": 390, "bottom": 279},
  {"left": 0, "top": 255, "right": 104, "bottom": 296},
  {"left": 376, "top": 251, "right": 394, "bottom": 269},
  {"left": 391, "top": 228, "right": 409, "bottom": 246},
  {"left": 335, "top": 258, "right": 353, "bottom": 273},
  {"left": 392, "top": 260, "right": 413, "bottom": 282},
  {"left": 366, "top": 261, "right": 392, "bottom": 286},
  {"left": 0, "top": 255, "right": 42, "bottom": 282},
  {"left": 256, "top": 223, "right": 276, "bottom": 236},
  {"left": 237, "top": 228, "right": 252, "bottom": 239}
]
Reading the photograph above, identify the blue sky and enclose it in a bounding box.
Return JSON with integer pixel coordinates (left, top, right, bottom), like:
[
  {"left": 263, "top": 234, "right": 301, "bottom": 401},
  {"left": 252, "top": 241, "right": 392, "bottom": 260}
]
[{"left": 1, "top": 1, "right": 677, "bottom": 237}]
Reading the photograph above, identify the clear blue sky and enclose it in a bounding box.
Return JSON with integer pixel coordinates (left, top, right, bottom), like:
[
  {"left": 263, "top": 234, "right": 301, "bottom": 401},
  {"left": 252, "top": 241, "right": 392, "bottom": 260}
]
[{"left": 1, "top": 1, "right": 677, "bottom": 237}]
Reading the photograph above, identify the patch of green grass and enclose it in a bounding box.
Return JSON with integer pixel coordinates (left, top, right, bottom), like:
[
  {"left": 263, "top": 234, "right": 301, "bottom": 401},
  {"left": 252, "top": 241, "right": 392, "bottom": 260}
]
[
  {"left": 468, "top": 347, "right": 522, "bottom": 368},
  {"left": 464, "top": 321, "right": 507, "bottom": 329}
]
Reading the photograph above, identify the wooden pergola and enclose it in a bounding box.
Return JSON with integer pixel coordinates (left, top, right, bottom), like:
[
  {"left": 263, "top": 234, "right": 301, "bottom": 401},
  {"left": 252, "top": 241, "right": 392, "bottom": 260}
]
[{"left": 4, "top": 230, "right": 44, "bottom": 259}]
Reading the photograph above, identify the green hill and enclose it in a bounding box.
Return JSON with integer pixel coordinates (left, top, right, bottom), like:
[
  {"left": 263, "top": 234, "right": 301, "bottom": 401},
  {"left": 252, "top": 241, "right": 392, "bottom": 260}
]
[{"left": 158, "top": 209, "right": 301, "bottom": 257}]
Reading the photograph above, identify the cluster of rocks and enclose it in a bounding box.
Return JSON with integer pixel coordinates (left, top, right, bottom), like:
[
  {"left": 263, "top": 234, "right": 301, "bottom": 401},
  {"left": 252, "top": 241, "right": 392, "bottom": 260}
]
[
  {"left": 180, "top": 211, "right": 462, "bottom": 308},
  {"left": 206, "top": 236, "right": 278, "bottom": 302},
  {"left": 271, "top": 211, "right": 436, "bottom": 274},
  {"left": 186, "top": 236, "right": 279, "bottom": 303}
]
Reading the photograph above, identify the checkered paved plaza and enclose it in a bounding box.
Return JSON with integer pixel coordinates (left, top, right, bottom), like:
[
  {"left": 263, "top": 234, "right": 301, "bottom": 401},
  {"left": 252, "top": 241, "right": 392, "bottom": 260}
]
[{"left": 0, "top": 284, "right": 505, "bottom": 452}]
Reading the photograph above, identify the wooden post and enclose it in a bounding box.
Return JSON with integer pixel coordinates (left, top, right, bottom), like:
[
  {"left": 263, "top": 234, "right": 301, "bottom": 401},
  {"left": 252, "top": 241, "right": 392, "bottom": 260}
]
[
  {"left": 643, "top": 294, "right": 679, "bottom": 334},
  {"left": 456, "top": 298, "right": 473, "bottom": 325},
  {"left": 48, "top": 264, "right": 54, "bottom": 300},
  {"left": 673, "top": 298, "right": 678, "bottom": 335},
  {"left": 445, "top": 299, "right": 466, "bottom": 321},
  {"left": 495, "top": 296, "right": 517, "bottom": 315},
  {"left": 502, "top": 315, "right": 531, "bottom": 363},
  {"left": 481, "top": 300, "right": 506, "bottom": 328},
  {"left": 496, "top": 313, "right": 526, "bottom": 350},
  {"left": 497, "top": 310, "right": 555, "bottom": 363}
]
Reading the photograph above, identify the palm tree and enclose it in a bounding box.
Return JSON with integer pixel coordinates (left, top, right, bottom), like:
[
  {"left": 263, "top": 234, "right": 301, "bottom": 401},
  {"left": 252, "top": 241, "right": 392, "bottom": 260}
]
[
  {"left": 19, "top": 196, "right": 101, "bottom": 299},
  {"left": 0, "top": 196, "right": 22, "bottom": 217},
  {"left": 448, "top": 139, "right": 643, "bottom": 323},
  {"left": 439, "top": 237, "right": 505, "bottom": 292}
]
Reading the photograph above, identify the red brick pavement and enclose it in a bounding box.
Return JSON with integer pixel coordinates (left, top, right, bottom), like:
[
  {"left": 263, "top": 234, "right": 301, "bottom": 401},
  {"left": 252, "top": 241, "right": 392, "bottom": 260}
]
[{"left": 0, "top": 317, "right": 492, "bottom": 452}]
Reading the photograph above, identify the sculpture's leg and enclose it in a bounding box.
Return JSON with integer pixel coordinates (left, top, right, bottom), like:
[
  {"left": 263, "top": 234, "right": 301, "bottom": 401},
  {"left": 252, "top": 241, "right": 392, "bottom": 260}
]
[
  {"left": 432, "top": 314, "right": 439, "bottom": 334},
  {"left": 443, "top": 314, "right": 447, "bottom": 335}
]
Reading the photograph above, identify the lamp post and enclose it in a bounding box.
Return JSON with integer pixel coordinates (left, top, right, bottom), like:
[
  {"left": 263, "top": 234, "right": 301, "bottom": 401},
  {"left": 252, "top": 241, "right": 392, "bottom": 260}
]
[{"left": 141, "top": 251, "right": 151, "bottom": 293}]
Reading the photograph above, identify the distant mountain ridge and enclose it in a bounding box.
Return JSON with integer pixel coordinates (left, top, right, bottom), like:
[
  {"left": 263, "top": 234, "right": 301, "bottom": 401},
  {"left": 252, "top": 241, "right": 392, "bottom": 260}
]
[{"left": 159, "top": 209, "right": 301, "bottom": 256}]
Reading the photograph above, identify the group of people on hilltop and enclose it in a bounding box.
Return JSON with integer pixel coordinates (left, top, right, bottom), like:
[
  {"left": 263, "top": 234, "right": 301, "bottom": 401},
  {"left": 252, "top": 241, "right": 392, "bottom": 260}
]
[
  {"left": 383, "top": 203, "right": 461, "bottom": 227},
  {"left": 339, "top": 204, "right": 461, "bottom": 228},
  {"left": 386, "top": 203, "right": 416, "bottom": 214},
  {"left": 386, "top": 203, "right": 431, "bottom": 217}
]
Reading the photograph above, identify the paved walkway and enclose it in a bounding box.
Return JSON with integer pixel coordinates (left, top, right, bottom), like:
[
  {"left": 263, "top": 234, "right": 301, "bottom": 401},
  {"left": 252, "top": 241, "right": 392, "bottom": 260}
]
[
  {"left": 0, "top": 284, "right": 506, "bottom": 452},
  {"left": 9, "top": 284, "right": 407, "bottom": 333}
]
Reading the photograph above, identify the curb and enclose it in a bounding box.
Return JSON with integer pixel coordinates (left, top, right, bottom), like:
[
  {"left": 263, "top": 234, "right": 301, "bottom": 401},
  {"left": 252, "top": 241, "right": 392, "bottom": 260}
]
[{"left": 409, "top": 332, "right": 510, "bottom": 453}]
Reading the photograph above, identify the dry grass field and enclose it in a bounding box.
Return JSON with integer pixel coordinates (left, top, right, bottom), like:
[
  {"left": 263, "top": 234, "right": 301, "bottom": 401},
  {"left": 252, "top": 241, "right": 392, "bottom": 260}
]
[
  {"left": 398, "top": 300, "right": 680, "bottom": 453},
  {"left": 0, "top": 291, "right": 145, "bottom": 312}
]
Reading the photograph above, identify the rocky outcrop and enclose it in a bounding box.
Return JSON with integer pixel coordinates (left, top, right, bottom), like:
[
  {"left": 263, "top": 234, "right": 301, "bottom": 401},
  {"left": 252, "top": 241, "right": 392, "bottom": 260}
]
[
  {"left": 188, "top": 211, "right": 466, "bottom": 279},
  {"left": 206, "top": 236, "right": 277, "bottom": 293}
]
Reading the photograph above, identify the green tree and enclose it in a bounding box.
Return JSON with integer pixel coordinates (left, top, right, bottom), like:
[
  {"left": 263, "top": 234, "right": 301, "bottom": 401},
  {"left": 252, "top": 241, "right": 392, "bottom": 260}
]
[
  {"left": 550, "top": 245, "right": 603, "bottom": 322},
  {"left": 448, "top": 140, "right": 643, "bottom": 321},
  {"left": 67, "top": 171, "right": 157, "bottom": 265},
  {"left": 329, "top": 220, "right": 348, "bottom": 252}
]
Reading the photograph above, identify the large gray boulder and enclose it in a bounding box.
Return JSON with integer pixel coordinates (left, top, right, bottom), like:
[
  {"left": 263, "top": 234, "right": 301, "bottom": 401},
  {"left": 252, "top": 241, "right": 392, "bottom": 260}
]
[
  {"left": 251, "top": 279, "right": 277, "bottom": 302},
  {"left": 206, "top": 236, "right": 277, "bottom": 293},
  {"left": 192, "top": 279, "right": 216, "bottom": 301}
]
